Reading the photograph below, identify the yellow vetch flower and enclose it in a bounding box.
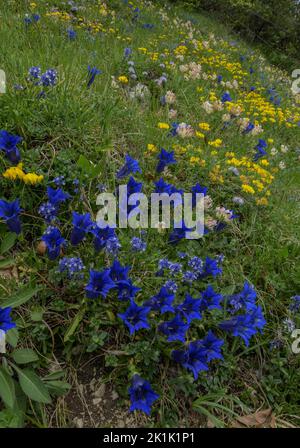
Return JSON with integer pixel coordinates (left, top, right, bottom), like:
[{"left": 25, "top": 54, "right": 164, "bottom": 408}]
[
  {"left": 147, "top": 143, "right": 158, "bottom": 153},
  {"left": 3, "top": 163, "right": 25, "bottom": 181},
  {"left": 23, "top": 173, "right": 44, "bottom": 185},
  {"left": 195, "top": 131, "right": 205, "bottom": 139},
  {"left": 198, "top": 122, "right": 210, "bottom": 131},
  {"left": 118, "top": 75, "right": 128, "bottom": 84},
  {"left": 157, "top": 122, "right": 170, "bottom": 130},
  {"left": 242, "top": 184, "right": 255, "bottom": 194}
]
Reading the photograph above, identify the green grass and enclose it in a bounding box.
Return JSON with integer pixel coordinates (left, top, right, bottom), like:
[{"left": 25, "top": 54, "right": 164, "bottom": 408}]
[{"left": 0, "top": 0, "right": 299, "bottom": 428}]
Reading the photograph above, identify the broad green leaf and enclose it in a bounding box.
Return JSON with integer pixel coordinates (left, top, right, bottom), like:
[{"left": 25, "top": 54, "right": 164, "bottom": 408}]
[
  {"left": 0, "top": 366, "right": 15, "bottom": 408},
  {"left": 43, "top": 370, "right": 66, "bottom": 381},
  {"left": 64, "top": 306, "right": 86, "bottom": 343},
  {"left": 12, "top": 348, "right": 39, "bottom": 364},
  {"left": 0, "top": 258, "right": 15, "bottom": 269},
  {"left": 14, "top": 367, "right": 51, "bottom": 404},
  {"left": 6, "top": 327, "right": 19, "bottom": 348},
  {"left": 45, "top": 380, "right": 71, "bottom": 396},
  {"left": 1, "top": 285, "right": 41, "bottom": 308},
  {"left": 0, "top": 233, "right": 17, "bottom": 255}
]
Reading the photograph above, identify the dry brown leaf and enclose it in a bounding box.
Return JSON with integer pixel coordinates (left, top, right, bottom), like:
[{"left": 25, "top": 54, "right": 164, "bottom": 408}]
[{"left": 231, "top": 408, "right": 276, "bottom": 428}]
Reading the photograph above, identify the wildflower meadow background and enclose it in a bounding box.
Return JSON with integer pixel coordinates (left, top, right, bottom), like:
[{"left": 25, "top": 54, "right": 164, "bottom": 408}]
[{"left": 0, "top": 0, "right": 299, "bottom": 428}]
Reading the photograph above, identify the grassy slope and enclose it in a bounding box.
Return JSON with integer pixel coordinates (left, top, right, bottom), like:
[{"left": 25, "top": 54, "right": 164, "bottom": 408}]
[{"left": 0, "top": 0, "right": 299, "bottom": 427}]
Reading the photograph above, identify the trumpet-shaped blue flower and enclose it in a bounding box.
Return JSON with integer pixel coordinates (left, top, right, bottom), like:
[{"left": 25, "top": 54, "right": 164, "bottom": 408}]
[
  {"left": 172, "top": 341, "right": 208, "bottom": 379},
  {"left": 200, "top": 285, "right": 223, "bottom": 311},
  {"left": 116, "top": 279, "right": 141, "bottom": 301},
  {"left": 0, "top": 130, "right": 22, "bottom": 164},
  {"left": 144, "top": 287, "right": 175, "bottom": 314},
  {"left": 41, "top": 226, "right": 65, "bottom": 260},
  {"left": 85, "top": 269, "right": 115, "bottom": 299},
  {"left": 0, "top": 307, "right": 16, "bottom": 333},
  {"left": 253, "top": 139, "right": 267, "bottom": 162},
  {"left": 118, "top": 300, "right": 151, "bottom": 335},
  {"left": 176, "top": 294, "right": 202, "bottom": 323},
  {"left": 156, "top": 148, "right": 176, "bottom": 173},
  {"left": 117, "top": 154, "right": 141, "bottom": 179},
  {"left": 159, "top": 314, "right": 189, "bottom": 343},
  {"left": 129, "top": 375, "right": 159, "bottom": 415},
  {"left": 87, "top": 66, "right": 102, "bottom": 88},
  {"left": 0, "top": 199, "right": 22, "bottom": 234},
  {"left": 70, "top": 212, "right": 93, "bottom": 245}
]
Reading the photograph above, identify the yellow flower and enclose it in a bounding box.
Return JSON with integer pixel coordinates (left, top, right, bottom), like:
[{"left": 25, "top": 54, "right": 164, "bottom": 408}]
[
  {"left": 195, "top": 131, "right": 205, "bottom": 139},
  {"left": 208, "top": 139, "right": 222, "bottom": 148},
  {"left": 2, "top": 163, "right": 43, "bottom": 185},
  {"left": 242, "top": 184, "right": 255, "bottom": 194},
  {"left": 256, "top": 197, "right": 268, "bottom": 206},
  {"left": 3, "top": 163, "right": 25, "bottom": 181},
  {"left": 147, "top": 143, "right": 158, "bottom": 153},
  {"left": 23, "top": 173, "right": 44, "bottom": 185},
  {"left": 198, "top": 122, "right": 210, "bottom": 131},
  {"left": 157, "top": 122, "right": 170, "bottom": 130},
  {"left": 118, "top": 75, "right": 128, "bottom": 84}
]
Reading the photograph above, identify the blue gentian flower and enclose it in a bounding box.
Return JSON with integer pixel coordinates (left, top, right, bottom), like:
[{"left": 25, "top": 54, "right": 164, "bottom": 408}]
[
  {"left": 200, "top": 285, "right": 223, "bottom": 311},
  {"left": 70, "top": 212, "right": 93, "bottom": 245},
  {"left": 0, "top": 199, "right": 22, "bottom": 234},
  {"left": 201, "top": 256, "right": 223, "bottom": 278},
  {"left": 91, "top": 225, "right": 118, "bottom": 252},
  {"left": 126, "top": 176, "right": 143, "bottom": 195},
  {"left": 156, "top": 148, "right": 176, "bottom": 173},
  {"left": 87, "top": 66, "right": 102, "bottom": 88},
  {"left": 117, "top": 154, "right": 141, "bottom": 180},
  {"left": 41, "top": 226, "right": 65, "bottom": 260},
  {"left": 217, "top": 75, "right": 223, "bottom": 83},
  {"left": 46, "top": 187, "right": 70, "bottom": 205},
  {"left": 172, "top": 341, "right": 208, "bottom": 379},
  {"left": 229, "top": 282, "right": 257, "bottom": 312},
  {"left": 221, "top": 92, "right": 232, "bottom": 103},
  {"left": 169, "top": 221, "right": 193, "bottom": 244},
  {"left": 243, "top": 122, "right": 255, "bottom": 134},
  {"left": 253, "top": 139, "right": 267, "bottom": 161},
  {"left": 199, "top": 330, "right": 224, "bottom": 362},
  {"left": 154, "top": 178, "right": 173, "bottom": 195},
  {"left": 118, "top": 300, "right": 151, "bottom": 335},
  {"left": 220, "top": 306, "right": 265, "bottom": 346},
  {"left": 144, "top": 287, "right": 175, "bottom": 314},
  {"left": 116, "top": 279, "right": 141, "bottom": 301},
  {"left": 0, "top": 307, "right": 16, "bottom": 333},
  {"left": 0, "top": 130, "right": 22, "bottom": 164},
  {"left": 124, "top": 47, "right": 132, "bottom": 57},
  {"left": 158, "top": 314, "right": 189, "bottom": 343},
  {"left": 176, "top": 294, "right": 202, "bottom": 323},
  {"left": 109, "top": 259, "right": 130, "bottom": 282},
  {"left": 67, "top": 28, "right": 77, "bottom": 40},
  {"left": 85, "top": 269, "right": 116, "bottom": 299},
  {"left": 128, "top": 374, "right": 159, "bottom": 415}
]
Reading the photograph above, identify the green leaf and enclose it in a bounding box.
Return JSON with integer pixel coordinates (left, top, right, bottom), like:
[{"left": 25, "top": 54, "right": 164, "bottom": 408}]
[
  {"left": 0, "top": 366, "right": 15, "bottom": 408},
  {"left": 0, "top": 258, "right": 15, "bottom": 269},
  {"left": 12, "top": 349, "right": 39, "bottom": 364},
  {"left": 5, "top": 328, "right": 19, "bottom": 348},
  {"left": 14, "top": 367, "right": 51, "bottom": 404},
  {"left": 1, "top": 285, "right": 41, "bottom": 308},
  {"left": 0, "top": 233, "right": 17, "bottom": 255},
  {"left": 44, "top": 380, "right": 71, "bottom": 396},
  {"left": 64, "top": 306, "right": 86, "bottom": 343}
]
